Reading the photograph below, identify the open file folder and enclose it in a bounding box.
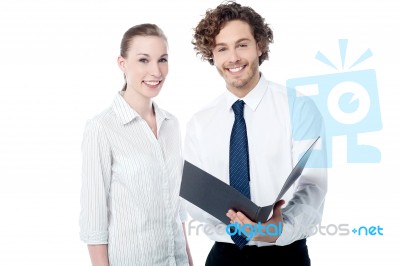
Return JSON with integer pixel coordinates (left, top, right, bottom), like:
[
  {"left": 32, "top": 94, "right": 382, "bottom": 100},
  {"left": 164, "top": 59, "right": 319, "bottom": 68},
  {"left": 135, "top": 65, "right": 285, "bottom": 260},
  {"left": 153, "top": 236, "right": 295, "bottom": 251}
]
[{"left": 180, "top": 137, "right": 320, "bottom": 225}]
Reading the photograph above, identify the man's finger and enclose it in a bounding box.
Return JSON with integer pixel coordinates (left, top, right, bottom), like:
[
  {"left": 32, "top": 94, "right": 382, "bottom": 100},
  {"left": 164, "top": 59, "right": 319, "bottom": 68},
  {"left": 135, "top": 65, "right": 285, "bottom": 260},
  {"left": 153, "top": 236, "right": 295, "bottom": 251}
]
[
  {"left": 236, "top": 212, "right": 255, "bottom": 225},
  {"left": 272, "top": 199, "right": 285, "bottom": 218}
]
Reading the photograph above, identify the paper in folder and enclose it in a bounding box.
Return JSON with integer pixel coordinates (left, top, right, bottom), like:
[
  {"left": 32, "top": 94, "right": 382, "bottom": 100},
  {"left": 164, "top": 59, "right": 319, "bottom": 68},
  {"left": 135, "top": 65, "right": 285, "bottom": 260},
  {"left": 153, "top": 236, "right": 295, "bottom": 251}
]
[{"left": 180, "top": 137, "right": 319, "bottom": 225}]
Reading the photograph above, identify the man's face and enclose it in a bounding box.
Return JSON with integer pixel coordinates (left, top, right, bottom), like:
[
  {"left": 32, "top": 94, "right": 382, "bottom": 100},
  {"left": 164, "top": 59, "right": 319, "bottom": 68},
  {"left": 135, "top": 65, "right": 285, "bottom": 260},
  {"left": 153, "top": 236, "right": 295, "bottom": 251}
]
[{"left": 212, "top": 20, "right": 261, "bottom": 97}]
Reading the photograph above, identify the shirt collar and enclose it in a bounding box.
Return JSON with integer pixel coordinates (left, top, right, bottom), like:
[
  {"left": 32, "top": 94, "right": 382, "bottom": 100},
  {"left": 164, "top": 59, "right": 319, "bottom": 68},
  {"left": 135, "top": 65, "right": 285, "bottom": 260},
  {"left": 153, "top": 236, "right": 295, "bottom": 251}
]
[
  {"left": 153, "top": 101, "right": 170, "bottom": 126},
  {"left": 112, "top": 91, "right": 170, "bottom": 125},
  {"left": 225, "top": 73, "right": 268, "bottom": 111}
]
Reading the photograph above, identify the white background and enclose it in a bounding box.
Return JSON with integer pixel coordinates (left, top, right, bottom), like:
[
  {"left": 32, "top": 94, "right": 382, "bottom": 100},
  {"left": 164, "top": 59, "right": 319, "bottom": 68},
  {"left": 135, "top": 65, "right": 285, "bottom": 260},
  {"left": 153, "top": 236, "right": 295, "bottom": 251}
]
[{"left": 1, "top": 0, "right": 399, "bottom": 265}]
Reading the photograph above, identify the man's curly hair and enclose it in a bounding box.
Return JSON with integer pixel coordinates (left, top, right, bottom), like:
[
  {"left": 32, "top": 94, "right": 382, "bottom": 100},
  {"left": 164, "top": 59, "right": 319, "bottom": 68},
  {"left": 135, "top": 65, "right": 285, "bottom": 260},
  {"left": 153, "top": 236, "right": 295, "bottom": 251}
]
[{"left": 192, "top": 1, "right": 273, "bottom": 66}]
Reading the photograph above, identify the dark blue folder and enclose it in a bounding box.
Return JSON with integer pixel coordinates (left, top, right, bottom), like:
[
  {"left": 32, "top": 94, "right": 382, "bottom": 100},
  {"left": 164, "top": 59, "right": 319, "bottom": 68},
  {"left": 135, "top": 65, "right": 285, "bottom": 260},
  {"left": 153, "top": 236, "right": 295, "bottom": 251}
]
[{"left": 180, "top": 137, "right": 320, "bottom": 225}]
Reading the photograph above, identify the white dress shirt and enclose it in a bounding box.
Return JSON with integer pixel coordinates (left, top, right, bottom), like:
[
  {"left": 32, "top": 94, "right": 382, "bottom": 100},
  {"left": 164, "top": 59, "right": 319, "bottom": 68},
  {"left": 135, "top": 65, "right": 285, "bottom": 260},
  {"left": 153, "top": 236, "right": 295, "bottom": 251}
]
[
  {"left": 183, "top": 74, "right": 327, "bottom": 247},
  {"left": 79, "top": 92, "right": 188, "bottom": 266}
]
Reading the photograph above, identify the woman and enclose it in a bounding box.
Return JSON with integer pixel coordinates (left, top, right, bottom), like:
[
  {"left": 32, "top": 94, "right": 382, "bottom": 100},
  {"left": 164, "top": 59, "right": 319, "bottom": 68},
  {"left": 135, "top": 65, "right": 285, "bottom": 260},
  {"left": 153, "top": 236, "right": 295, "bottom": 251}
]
[{"left": 79, "top": 24, "right": 192, "bottom": 266}]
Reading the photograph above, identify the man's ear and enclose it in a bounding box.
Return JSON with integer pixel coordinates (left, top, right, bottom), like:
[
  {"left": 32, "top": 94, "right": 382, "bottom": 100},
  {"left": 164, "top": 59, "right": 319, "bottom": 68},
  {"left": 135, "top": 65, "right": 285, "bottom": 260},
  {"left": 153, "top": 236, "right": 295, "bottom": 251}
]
[
  {"left": 257, "top": 43, "right": 262, "bottom": 57},
  {"left": 117, "top": 56, "right": 126, "bottom": 72}
]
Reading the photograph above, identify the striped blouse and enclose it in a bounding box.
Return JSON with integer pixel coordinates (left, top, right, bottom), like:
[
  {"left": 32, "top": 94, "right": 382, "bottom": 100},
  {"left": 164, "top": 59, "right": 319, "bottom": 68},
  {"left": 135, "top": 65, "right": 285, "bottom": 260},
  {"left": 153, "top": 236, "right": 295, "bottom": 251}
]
[{"left": 79, "top": 92, "right": 188, "bottom": 266}]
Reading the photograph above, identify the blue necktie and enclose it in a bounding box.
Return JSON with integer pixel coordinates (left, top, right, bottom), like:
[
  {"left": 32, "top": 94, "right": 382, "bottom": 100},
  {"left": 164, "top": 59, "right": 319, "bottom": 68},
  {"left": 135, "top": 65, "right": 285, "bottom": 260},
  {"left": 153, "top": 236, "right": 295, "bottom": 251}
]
[{"left": 229, "top": 100, "right": 251, "bottom": 249}]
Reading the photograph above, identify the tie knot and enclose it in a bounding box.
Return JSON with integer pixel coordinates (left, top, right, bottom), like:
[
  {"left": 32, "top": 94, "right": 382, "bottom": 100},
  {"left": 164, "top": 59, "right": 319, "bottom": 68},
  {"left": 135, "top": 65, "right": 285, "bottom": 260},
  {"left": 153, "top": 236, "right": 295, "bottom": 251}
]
[{"left": 232, "top": 100, "right": 245, "bottom": 118}]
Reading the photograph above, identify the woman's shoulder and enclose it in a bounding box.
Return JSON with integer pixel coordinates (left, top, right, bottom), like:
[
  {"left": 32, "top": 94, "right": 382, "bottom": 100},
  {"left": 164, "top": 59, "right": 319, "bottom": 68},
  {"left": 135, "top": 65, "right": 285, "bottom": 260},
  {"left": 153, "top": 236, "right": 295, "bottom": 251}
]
[{"left": 83, "top": 107, "right": 115, "bottom": 131}]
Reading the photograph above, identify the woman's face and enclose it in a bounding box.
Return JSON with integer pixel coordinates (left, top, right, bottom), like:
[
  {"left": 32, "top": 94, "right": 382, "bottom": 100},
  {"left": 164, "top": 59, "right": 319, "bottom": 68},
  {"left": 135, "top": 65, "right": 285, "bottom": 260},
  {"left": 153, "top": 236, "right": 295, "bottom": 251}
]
[{"left": 118, "top": 35, "right": 168, "bottom": 99}]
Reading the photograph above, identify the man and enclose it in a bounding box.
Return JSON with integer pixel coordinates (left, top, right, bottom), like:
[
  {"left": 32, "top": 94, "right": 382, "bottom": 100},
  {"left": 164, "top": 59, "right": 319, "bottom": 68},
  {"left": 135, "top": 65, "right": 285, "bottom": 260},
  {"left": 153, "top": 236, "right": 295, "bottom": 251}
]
[{"left": 183, "top": 1, "right": 327, "bottom": 265}]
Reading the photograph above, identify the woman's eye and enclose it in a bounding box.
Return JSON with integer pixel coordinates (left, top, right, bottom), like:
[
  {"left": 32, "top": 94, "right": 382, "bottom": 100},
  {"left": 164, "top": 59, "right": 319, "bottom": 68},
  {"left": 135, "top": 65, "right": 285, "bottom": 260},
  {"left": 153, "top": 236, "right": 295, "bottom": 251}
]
[
  {"left": 139, "top": 58, "right": 148, "bottom": 63},
  {"left": 159, "top": 58, "right": 168, "bottom": 63}
]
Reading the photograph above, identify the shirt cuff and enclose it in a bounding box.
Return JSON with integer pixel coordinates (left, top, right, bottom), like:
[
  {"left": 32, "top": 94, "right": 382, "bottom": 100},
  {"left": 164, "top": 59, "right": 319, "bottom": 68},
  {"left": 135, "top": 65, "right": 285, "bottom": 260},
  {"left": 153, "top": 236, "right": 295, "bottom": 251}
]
[
  {"left": 80, "top": 230, "right": 108, "bottom": 245},
  {"left": 275, "top": 222, "right": 295, "bottom": 246}
]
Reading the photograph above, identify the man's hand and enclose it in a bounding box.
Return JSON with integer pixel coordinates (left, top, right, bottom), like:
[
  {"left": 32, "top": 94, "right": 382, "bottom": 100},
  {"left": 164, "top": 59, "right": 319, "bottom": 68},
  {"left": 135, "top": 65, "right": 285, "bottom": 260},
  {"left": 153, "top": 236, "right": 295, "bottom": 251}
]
[{"left": 226, "top": 199, "right": 285, "bottom": 243}]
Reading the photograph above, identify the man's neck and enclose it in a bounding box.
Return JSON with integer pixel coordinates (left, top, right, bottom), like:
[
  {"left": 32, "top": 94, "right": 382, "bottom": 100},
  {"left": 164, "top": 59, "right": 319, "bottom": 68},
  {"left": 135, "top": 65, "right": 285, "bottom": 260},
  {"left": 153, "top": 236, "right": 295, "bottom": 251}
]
[{"left": 227, "top": 72, "right": 261, "bottom": 98}]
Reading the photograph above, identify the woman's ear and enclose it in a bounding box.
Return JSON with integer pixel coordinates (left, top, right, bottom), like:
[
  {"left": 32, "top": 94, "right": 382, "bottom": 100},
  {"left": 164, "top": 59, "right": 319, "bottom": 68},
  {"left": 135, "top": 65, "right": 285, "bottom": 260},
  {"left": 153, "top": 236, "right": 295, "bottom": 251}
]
[{"left": 117, "top": 56, "right": 126, "bottom": 72}]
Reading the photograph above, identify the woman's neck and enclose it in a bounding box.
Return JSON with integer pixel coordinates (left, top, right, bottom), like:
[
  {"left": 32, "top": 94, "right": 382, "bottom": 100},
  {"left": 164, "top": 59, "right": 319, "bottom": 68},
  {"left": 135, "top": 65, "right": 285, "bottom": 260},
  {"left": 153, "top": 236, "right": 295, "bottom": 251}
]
[{"left": 122, "top": 89, "right": 154, "bottom": 118}]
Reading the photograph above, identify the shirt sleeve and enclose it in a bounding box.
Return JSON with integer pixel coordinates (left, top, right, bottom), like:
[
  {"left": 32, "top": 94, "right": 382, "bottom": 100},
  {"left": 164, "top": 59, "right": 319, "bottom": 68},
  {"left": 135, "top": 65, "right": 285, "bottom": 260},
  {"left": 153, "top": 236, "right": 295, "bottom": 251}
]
[
  {"left": 182, "top": 117, "right": 205, "bottom": 222},
  {"left": 276, "top": 95, "right": 328, "bottom": 246},
  {"left": 79, "top": 119, "right": 112, "bottom": 244},
  {"left": 178, "top": 197, "right": 189, "bottom": 222},
  {"left": 182, "top": 117, "right": 223, "bottom": 226}
]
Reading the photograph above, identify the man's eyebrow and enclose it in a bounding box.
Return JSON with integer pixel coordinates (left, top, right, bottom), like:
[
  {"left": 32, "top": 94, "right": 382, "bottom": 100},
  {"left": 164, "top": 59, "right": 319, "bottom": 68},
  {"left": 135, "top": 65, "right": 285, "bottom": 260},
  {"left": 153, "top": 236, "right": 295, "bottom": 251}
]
[
  {"left": 214, "top": 42, "right": 227, "bottom": 47},
  {"left": 235, "top": 38, "right": 251, "bottom": 44},
  {"left": 214, "top": 38, "right": 252, "bottom": 47}
]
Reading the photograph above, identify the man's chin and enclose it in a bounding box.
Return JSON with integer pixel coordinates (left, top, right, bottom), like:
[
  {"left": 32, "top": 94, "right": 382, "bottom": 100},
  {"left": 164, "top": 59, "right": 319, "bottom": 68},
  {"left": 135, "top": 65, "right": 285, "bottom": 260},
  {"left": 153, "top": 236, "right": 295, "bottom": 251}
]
[{"left": 230, "top": 80, "right": 247, "bottom": 90}]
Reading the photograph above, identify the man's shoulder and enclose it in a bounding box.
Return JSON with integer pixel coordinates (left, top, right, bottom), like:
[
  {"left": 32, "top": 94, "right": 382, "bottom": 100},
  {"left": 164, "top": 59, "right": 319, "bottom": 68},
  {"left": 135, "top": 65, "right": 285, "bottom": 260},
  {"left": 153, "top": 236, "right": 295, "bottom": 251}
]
[
  {"left": 266, "top": 79, "right": 316, "bottom": 106},
  {"left": 266, "top": 80, "right": 291, "bottom": 97},
  {"left": 190, "top": 93, "right": 225, "bottom": 121}
]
